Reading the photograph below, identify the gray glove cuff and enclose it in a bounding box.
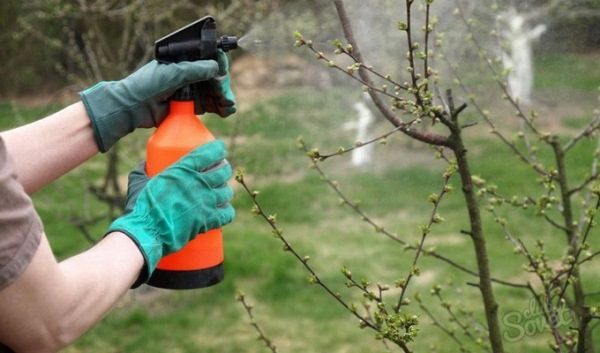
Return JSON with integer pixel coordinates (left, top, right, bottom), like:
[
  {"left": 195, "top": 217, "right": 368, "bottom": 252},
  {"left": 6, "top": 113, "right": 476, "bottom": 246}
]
[{"left": 80, "top": 81, "right": 165, "bottom": 153}]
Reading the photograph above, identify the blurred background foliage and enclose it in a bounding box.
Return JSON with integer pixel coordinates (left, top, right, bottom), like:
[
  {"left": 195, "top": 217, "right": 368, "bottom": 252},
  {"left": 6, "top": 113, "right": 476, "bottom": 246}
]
[
  {"left": 0, "top": 0, "right": 279, "bottom": 95},
  {"left": 0, "top": 0, "right": 599, "bottom": 97}
]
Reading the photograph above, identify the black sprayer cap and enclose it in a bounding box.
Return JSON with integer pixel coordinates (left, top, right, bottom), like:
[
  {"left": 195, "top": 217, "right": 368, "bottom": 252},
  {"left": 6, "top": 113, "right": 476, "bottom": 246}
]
[
  {"left": 154, "top": 16, "right": 238, "bottom": 106},
  {"left": 155, "top": 16, "right": 238, "bottom": 64}
]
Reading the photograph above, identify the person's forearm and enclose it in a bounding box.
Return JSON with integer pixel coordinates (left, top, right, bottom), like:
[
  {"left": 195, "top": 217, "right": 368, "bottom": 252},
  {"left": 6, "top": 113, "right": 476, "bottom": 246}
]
[
  {"left": 0, "top": 102, "right": 98, "bottom": 194},
  {"left": 55, "top": 232, "right": 144, "bottom": 347},
  {"left": 0, "top": 232, "right": 143, "bottom": 353}
]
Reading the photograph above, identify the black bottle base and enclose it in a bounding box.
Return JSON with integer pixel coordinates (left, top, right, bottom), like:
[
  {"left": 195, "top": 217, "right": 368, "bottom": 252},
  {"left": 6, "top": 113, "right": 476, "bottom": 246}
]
[{"left": 147, "top": 263, "right": 224, "bottom": 290}]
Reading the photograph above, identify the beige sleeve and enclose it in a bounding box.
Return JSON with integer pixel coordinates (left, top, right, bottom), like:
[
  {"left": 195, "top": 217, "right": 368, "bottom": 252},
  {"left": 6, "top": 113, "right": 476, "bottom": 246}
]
[{"left": 0, "top": 136, "right": 42, "bottom": 291}]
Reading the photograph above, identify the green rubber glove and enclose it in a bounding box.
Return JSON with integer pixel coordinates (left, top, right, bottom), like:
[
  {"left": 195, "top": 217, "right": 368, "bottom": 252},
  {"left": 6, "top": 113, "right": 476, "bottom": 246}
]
[
  {"left": 80, "top": 55, "right": 236, "bottom": 153},
  {"left": 108, "top": 140, "right": 235, "bottom": 287},
  {"left": 195, "top": 50, "right": 237, "bottom": 117}
]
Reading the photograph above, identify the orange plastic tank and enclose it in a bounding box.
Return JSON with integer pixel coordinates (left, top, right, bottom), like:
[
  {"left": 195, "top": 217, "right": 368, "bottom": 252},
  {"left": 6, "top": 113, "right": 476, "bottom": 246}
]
[{"left": 145, "top": 99, "right": 224, "bottom": 289}]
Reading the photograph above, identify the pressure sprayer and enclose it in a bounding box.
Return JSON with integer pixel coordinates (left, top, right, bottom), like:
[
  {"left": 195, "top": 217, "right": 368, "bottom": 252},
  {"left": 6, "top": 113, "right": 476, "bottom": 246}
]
[{"left": 146, "top": 16, "right": 238, "bottom": 290}]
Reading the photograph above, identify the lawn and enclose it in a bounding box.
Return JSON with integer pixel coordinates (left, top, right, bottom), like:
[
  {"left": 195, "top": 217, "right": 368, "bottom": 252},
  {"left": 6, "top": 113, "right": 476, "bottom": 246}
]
[{"left": 1, "top": 50, "right": 599, "bottom": 353}]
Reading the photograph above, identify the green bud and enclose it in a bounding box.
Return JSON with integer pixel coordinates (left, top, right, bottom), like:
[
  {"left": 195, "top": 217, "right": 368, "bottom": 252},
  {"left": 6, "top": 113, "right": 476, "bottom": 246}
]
[
  {"left": 428, "top": 193, "right": 440, "bottom": 203},
  {"left": 432, "top": 213, "right": 445, "bottom": 223},
  {"left": 234, "top": 169, "right": 245, "bottom": 183},
  {"left": 341, "top": 266, "right": 353, "bottom": 278},
  {"left": 472, "top": 175, "right": 486, "bottom": 187},
  {"left": 307, "top": 148, "right": 320, "bottom": 159}
]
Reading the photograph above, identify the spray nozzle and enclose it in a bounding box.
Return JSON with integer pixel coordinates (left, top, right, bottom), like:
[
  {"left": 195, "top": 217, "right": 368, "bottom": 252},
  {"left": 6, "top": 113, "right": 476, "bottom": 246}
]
[
  {"left": 155, "top": 16, "right": 238, "bottom": 64},
  {"left": 155, "top": 16, "right": 238, "bottom": 105},
  {"left": 217, "top": 35, "right": 239, "bottom": 52}
]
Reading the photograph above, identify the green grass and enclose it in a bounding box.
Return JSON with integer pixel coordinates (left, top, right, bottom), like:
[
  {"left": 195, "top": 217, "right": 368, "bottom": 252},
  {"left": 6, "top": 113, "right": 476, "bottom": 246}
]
[
  {"left": 2, "top": 52, "right": 600, "bottom": 353},
  {"left": 443, "top": 51, "right": 600, "bottom": 93},
  {"left": 535, "top": 53, "right": 600, "bottom": 91}
]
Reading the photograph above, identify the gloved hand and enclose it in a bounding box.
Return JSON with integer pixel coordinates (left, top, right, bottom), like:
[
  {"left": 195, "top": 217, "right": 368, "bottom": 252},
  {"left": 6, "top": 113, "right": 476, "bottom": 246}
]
[
  {"left": 195, "top": 50, "right": 237, "bottom": 117},
  {"left": 108, "top": 140, "right": 235, "bottom": 287},
  {"left": 80, "top": 53, "right": 236, "bottom": 153}
]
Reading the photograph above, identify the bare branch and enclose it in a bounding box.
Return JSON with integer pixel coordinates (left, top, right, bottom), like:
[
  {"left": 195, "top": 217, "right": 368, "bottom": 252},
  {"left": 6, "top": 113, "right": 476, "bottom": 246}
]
[
  {"left": 417, "top": 297, "right": 469, "bottom": 351},
  {"left": 455, "top": 0, "right": 545, "bottom": 140},
  {"left": 563, "top": 116, "right": 600, "bottom": 153},
  {"left": 332, "top": 0, "right": 450, "bottom": 147},
  {"left": 437, "top": 45, "right": 547, "bottom": 176},
  {"left": 235, "top": 173, "right": 385, "bottom": 338},
  {"left": 396, "top": 170, "right": 454, "bottom": 312},
  {"left": 310, "top": 126, "right": 406, "bottom": 162},
  {"left": 236, "top": 292, "right": 278, "bottom": 353}
]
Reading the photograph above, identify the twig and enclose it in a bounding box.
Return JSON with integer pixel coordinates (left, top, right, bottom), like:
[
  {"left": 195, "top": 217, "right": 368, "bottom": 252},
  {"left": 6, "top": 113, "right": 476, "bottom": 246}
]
[
  {"left": 396, "top": 169, "right": 454, "bottom": 312},
  {"left": 331, "top": 0, "right": 450, "bottom": 148},
  {"left": 306, "top": 45, "right": 402, "bottom": 101},
  {"left": 557, "top": 197, "right": 600, "bottom": 301},
  {"left": 578, "top": 250, "right": 600, "bottom": 266},
  {"left": 432, "top": 289, "right": 491, "bottom": 353},
  {"left": 423, "top": 3, "right": 432, "bottom": 82},
  {"left": 235, "top": 172, "right": 418, "bottom": 352},
  {"left": 454, "top": 0, "right": 544, "bottom": 140},
  {"left": 312, "top": 126, "right": 406, "bottom": 162},
  {"left": 576, "top": 137, "right": 600, "bottom": 234},
  {"left": 299, "top": 138, "right": 407, "bottom": 245},
  {"left": 301, "top": 139, "right": 528, "bottom": 290},
  {"left": 563, "top": 116, "right": 600, "bottom": 153},
  {"left": 480, "top": 186, "right": 569, "bottom": 233},
  {"left": 487, "top": 203, "right": 567, "bottom": 349},
  {"left": 236, "top": 291, "right": 278, "bottom": 353},
  {"left": 568, "top": 171, "right": 600, "bottom": 197},
  {"left": 417, "top": 297, "right": 469, "bottom": 351},
  {"left": 437, "top": 45, "right": 547, "bottom": 176}
]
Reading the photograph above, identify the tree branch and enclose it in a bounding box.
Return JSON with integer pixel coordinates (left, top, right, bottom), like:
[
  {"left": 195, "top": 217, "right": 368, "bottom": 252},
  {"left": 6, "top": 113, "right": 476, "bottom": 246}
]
[
  {"left": 332, "top": 0, "right": 450, "bottom": 147},
  {"left": 236, "top": 292, "right": 278, "bottom": 353}
]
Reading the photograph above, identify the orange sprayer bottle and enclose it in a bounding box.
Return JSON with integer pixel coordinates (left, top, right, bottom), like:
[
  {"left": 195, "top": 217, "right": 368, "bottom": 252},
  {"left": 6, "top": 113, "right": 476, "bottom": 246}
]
[{"left": 146, "top": 16, "right": 238, "bottom": 289}]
